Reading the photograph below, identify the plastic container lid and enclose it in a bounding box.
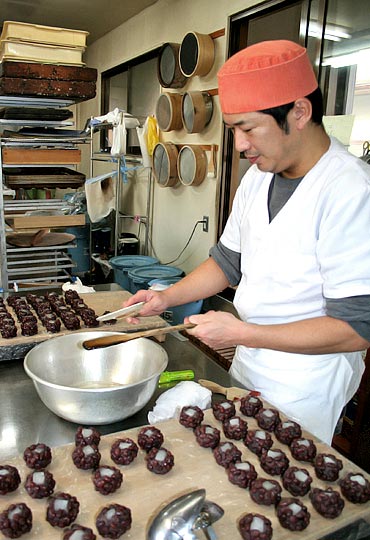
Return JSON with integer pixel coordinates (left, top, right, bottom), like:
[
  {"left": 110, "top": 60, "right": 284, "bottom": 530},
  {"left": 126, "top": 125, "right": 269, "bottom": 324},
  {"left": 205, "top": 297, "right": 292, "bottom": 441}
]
[
  {"left": 128, "top": 265, "right": 184, "bottom": 284},
  {"left": 109, "top": 255, "right": 159, "bottom": 270},
  {"left": 149, "top": 277, "right": 181, "bottom": 291}
]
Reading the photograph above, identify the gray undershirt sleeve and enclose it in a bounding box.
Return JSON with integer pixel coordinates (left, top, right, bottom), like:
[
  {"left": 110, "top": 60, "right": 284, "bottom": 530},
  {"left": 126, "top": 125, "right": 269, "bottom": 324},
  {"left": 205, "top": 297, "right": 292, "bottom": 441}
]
[
  {"left": 209, "top": 242, "right": 241, "bottom": 287},
  {"left": 210, "top": 174, "right": 370, "bottom": 342},
  {"left": 325, "top": 296, "right": 370, "bottom": 341},
  {"left": 210, "top": 244, "right": 370, "bottom": 340}
]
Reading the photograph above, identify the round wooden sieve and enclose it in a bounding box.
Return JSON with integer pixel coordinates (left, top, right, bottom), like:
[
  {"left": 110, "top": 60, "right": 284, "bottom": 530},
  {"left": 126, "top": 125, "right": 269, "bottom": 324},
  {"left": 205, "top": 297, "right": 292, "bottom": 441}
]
[
  {"left": 155, "top": 92, "right": 183, "bottom": 132},
  {"left": 152, "top": 142, "right": 179, "bottom": 187},
  {"left": 157, "top": 42, "right": 187, "bottom": 88},
  {"left": 177, "top": 145, "right": 208, "bottom": 186},
  {"left": 179, "top": 31, "right": 215, "bottom": 78},
  {"left": 181, "top": 91, "right": 213, "bottom": 133}
]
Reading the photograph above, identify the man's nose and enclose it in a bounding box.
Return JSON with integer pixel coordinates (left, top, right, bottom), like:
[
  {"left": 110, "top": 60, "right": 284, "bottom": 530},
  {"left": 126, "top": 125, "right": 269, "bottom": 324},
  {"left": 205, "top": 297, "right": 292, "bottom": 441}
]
[{"left": 233, "top": 129, "right": 251, "bottom": 153}]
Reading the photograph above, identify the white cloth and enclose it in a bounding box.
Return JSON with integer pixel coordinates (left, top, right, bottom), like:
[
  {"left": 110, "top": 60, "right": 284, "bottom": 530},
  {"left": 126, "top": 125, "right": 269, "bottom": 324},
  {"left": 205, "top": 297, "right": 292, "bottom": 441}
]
[
  {"left": 92, "top": 108, "right": 140, "bottom": 157},
  {"left": 147, "top": 381, "right": 212, "bottom": 424},
  {"left": 85, "top": 173, "right": 116, "bottom": 223},
  {"left": 221, "top": 137, "right": 370, "bottom": 444},
  {"left": 62, "top": 277, "right": 95, "bottom": 294}
]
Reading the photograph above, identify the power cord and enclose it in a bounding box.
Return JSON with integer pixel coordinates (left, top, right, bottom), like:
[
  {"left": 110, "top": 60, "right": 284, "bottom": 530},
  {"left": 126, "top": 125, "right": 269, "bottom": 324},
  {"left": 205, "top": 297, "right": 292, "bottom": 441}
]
[
  {"left": 123, "top": 216, "right": 207, "bottom": 266},
  {"left": 161, "top": 219, "right": 207, "bottom": 265}
]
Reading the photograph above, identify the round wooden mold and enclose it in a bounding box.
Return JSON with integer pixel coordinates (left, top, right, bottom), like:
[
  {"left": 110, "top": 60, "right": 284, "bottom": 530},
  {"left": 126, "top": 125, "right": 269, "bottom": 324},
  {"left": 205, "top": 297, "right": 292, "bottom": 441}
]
[
  {"left": 179, "top": 31, "right": 215, "bottom": 78},
  {"left": 157, "top": 42, "right": 187, "bottom": 88},
  {"left": 152, "top": 142, "right": 180, "bottom": 187},
  {"left": 177, "top": 145, "right": 208, "bottom": 186},
  {"left": 181, "top": 91, "right": 213, "bottom": 133},
  {"left": 156, "top": 92, "right": 183, "bottom": 132}
]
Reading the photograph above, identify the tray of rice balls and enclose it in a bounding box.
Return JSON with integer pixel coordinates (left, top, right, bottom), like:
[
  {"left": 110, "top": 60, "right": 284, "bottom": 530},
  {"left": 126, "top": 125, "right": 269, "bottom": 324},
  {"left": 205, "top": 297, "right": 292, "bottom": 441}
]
[
  {"left": 0, "top": 290, "right": 166, "bottom": 348},
  {"left": 0, "top": 394, "right": 369, "bottom": 539}
]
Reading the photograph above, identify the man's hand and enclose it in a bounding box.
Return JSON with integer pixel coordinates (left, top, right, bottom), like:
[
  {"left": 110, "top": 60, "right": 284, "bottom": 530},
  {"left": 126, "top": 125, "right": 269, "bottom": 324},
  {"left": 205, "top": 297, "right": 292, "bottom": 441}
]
[
  {"left": 123, "top": 289, "right": 170, "bottom": 323},
  {"left": 186, "top": 310, "right": 246, "bottom": 348}
]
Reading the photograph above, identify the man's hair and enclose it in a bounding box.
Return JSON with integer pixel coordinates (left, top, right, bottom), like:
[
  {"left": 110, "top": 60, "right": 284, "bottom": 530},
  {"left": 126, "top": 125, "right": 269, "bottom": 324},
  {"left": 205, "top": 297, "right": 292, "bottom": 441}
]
[{"left": 259, "top": 86, "right": 324, "bottom": 133}]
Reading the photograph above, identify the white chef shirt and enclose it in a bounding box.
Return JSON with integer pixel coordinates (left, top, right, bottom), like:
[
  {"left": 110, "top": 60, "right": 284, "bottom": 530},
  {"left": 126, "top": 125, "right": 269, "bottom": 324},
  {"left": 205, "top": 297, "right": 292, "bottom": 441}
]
[{"left": 220, "top": 137, "right": 370, "bottom": 323}]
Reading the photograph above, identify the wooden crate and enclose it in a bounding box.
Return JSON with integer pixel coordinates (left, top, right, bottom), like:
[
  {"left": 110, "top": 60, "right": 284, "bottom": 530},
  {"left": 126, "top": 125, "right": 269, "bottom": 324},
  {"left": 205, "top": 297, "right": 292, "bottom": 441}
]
[
  {"left": 0, "top": 60, "right": 96, "bottom": 81},
  {"left": 2, "top": 148, "right": 81, "bottom": 165},
  {"left": 0, "top": 77, "right": 96, "bottom": 99}
]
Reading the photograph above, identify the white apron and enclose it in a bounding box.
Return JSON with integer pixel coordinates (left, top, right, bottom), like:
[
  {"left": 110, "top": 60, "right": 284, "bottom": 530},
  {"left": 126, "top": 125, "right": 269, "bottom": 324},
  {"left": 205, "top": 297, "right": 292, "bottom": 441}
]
[
  {"left": 230, "top": 348, "right": 363, "bottom": 444},
  {"left": 222, "top": 142, "right": 369, "bottom": 444}
]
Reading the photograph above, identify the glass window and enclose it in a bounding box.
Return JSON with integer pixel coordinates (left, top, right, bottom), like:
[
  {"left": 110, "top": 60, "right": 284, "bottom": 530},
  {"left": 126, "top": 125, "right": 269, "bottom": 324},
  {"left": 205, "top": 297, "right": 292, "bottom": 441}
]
[
  {"left": 101, "top": 49, "right": 160, "bottom": 154},
  {"left": 320, "top": 0, "right": 370, "bottom": 157}
]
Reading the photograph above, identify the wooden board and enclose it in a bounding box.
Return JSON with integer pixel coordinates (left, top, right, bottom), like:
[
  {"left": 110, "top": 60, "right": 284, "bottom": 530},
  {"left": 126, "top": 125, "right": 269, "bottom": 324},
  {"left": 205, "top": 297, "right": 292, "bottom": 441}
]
[
  {"left": 0, "top": 61, "right": 97, "bottom": 81},
  {"left": 0, "top": 291, "right": 167, "bottom": 348},
  {"left": 3, "top": 167, "right": 85, "bottom": 189},
  {"left": 2, "top": 148, "right": 81, "bottom": 165},
  {"left": 6, "top": 232, "right": 76, "bottom": 247},
  {"left": 0, "top": 78, "right": 96, "bottom": 99},
  {"left": 0, "top": 408, "right": 369, "bottom": 539},
  {"left": 5, "top": 213, "right": 85, "bottom": 230}
]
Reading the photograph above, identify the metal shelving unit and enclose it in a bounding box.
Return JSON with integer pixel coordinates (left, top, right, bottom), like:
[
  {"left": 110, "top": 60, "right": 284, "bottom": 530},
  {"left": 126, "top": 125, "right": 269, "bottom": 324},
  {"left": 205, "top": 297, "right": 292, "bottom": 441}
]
[
  {"left": 6, "top": 245, "right": 76, "bottom": 284},
  {"left": 0, "top": 96, "right": 91, "bottom": 292},
  {"left": 89, "top": 123, "right": 152, "bottom": 258}
]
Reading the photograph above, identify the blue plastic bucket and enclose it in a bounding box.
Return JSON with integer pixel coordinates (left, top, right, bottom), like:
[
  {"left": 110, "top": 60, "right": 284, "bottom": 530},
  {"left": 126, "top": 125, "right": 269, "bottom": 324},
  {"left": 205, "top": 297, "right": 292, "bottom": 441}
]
[
  {"left": 66, "top": 226, "right": 90, "bottom": 275},
  {"left": 128, "top": 265, "right": 185, "bottom": 294},
  {"left": 148, "top": 277, "right": 203, "bottom": 325},
  {"left": 109, "top": 255, "right": 159, "bottom": 291}
]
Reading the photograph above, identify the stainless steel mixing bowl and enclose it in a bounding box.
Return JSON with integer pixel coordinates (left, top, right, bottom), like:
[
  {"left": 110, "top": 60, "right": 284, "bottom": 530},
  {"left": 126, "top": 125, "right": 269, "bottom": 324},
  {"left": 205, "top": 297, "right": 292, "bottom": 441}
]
[{"left": 23, "top": 331, "right": 168, "bottom": 424}]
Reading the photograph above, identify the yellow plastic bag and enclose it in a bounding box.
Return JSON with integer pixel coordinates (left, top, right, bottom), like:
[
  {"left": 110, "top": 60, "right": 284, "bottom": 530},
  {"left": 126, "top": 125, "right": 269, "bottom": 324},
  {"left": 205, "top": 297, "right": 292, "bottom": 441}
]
[{"left": 145, "top": 116, "right": 159, "bottom": 156}]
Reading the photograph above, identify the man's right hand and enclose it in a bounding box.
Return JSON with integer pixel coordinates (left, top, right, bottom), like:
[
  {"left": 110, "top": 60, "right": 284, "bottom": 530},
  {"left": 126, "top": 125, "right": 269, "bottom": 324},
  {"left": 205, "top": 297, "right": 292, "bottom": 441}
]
[{"left": 123, "top": 289, "right": 170, "bottom": 323}]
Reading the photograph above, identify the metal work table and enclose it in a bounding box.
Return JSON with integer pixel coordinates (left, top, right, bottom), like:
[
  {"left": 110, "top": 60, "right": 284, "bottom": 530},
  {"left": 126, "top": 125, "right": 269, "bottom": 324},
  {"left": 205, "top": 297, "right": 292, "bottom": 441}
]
[
  {"left": 0, "top": 332, "right": 236, "bottom": 461},
  {"left": 1, "top": 324, "right": 370, "bottom": 538}
]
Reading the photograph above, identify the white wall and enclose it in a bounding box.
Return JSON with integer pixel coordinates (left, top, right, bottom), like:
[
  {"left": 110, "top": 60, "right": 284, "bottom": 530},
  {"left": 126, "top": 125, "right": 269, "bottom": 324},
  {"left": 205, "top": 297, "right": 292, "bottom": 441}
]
[{"left": 78, "top": 0, "right": 261, "bottom": 273}]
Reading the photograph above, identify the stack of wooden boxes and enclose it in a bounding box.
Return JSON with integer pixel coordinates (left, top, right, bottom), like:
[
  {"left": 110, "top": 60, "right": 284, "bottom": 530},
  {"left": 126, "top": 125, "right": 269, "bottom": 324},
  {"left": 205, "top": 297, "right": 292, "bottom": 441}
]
[{"left": 0, "top": 21, "right": 97, "bottom": 100}]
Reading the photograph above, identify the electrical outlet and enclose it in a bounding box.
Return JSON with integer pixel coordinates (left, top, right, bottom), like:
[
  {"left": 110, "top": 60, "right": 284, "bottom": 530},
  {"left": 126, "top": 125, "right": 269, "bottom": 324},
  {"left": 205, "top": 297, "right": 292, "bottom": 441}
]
[{"left": 202, "top": 215, "right": 209, "bottom": 232}]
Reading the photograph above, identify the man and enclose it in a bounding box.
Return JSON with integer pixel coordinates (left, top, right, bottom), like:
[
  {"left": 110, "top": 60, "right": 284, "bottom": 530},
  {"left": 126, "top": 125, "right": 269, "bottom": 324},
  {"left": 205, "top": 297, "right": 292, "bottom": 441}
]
[{"left": 125, "top": 40, "right": 370, "bottom": 444}]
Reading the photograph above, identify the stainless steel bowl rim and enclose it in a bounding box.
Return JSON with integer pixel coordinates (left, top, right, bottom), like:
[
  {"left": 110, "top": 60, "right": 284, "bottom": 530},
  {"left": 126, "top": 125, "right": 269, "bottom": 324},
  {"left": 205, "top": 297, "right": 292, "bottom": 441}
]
[{"left": 23, "top": 332, "right": 167, "bottom": 393}]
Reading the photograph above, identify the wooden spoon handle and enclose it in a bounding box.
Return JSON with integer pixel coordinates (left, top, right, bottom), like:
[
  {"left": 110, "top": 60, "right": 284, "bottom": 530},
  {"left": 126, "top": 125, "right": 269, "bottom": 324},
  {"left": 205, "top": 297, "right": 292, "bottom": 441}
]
[
  {"left": 83, "top": 323, "right": 195, "bottom": 350},
  {"left": 197, "top": 379, "right": 227, "bottom": 395},
  {"left": 31, "top": 228, "right": 49, "bottom": 246}
]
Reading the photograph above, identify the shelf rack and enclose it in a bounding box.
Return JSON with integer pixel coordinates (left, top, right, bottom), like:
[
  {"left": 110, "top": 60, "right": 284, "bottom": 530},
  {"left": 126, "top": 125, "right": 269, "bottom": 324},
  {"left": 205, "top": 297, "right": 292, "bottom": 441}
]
[
  {"left": 89, "top": 123, "right": 152, "bottom": 258},
  {"left": 0, "top": 96, "right": 91, "bottom": 292}
]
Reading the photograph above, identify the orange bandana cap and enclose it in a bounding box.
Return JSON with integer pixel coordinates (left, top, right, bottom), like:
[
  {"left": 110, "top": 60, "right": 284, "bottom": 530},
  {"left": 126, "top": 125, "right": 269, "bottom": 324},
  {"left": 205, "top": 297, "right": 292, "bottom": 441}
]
[{"left": 217, "top": 40, "right": 318, "bottom": 114}]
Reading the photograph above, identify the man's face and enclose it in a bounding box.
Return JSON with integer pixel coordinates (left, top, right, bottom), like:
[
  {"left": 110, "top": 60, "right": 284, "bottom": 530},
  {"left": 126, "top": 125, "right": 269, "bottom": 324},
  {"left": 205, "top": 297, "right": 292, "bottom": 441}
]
[{"left": 223, "top": 110, "right": 297, "bottom": 177}]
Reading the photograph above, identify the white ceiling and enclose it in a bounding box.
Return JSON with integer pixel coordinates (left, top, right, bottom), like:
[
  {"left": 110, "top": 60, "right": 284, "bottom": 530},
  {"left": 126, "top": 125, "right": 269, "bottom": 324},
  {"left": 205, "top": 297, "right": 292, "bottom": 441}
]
[{"left": 0, "top": 0, "right": 160, "bottom": 44}]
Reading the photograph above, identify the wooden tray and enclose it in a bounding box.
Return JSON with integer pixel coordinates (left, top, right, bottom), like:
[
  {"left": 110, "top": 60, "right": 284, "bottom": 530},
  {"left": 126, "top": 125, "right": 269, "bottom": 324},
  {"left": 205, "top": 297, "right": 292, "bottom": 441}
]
[
  {"left": 5, "top": 213, "right": 85, "bottom": 230},
  {"left": 3, "top": 167, "right": 86, "bottom": 189},
  {"left": 0, "top": 77, "right": 96, "bottom": 99},
  {"left": 0, "top": 61, "right": 97, "bottom": 81},
  {"left": 2, "top": 148, "right": 81, "bottom": 165},
  {"left": 0, "top": 291, "right": 167, "bottom": 348},
  {"left": 0, "top": 408, "right": 369, "bottom": 539}
]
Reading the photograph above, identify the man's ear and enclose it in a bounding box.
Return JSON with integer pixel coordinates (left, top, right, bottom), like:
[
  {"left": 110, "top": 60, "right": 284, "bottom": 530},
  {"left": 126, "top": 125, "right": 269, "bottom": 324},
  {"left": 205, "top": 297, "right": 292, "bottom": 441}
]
[{"left": 292, "top": 98, "right": 312, "bottom": 128}]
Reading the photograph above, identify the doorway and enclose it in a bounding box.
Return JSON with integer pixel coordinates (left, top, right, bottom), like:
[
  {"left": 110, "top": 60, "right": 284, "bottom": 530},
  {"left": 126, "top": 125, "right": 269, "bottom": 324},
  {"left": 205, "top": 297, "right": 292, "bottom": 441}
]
[{"left": 218, "top": 0, "right": 370, "bottom": 236}]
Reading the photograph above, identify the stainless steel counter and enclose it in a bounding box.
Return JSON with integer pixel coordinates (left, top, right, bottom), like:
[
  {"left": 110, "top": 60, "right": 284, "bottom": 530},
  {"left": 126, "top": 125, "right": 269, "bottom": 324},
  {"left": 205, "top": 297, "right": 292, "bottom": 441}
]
[
  {"left": 2, "top": 336, "right": 370, "bottom": 539},
  {"left": 0, "top": 332, "right": 238, "bottom": 461}
]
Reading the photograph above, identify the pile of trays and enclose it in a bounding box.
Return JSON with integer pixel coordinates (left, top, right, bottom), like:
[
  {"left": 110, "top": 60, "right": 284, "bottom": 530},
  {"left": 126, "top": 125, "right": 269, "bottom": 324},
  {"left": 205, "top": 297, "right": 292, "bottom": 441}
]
[
  {"left": 0, "top": 60, "right": 97, "bottom": 101},
  {"left": 0, "top": 21, "right": 97, "bottom": 100},
  {"left": 0, "top": 20, "right": 88, "bottom": 65}
]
